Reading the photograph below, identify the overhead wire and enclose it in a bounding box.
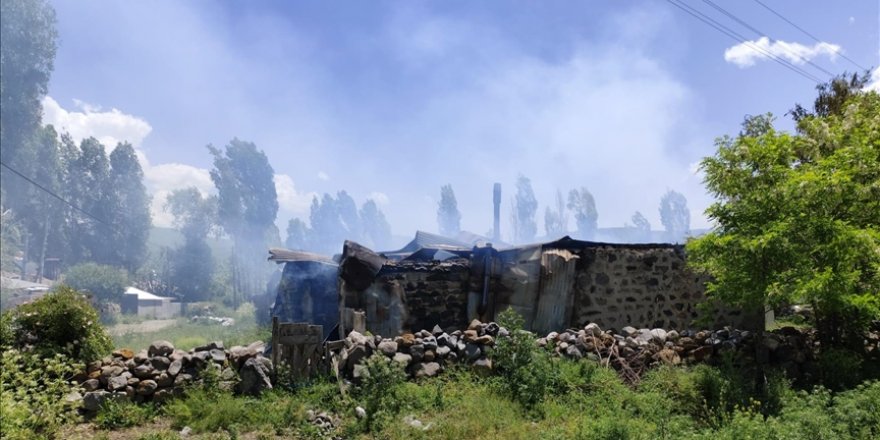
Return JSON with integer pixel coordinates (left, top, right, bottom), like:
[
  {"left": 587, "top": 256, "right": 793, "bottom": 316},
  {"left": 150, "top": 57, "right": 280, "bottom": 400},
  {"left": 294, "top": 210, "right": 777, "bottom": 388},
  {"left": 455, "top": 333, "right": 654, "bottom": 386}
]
[
  {"left": 701, "top": 0, "right": 835, "bottom": 78},
  {"left": 665, "top": 0, "right": 824, "bottom": 83},
  {"left": 752, "top": 0, "right": 869, "bottom": 71},
  {"left": 0, "top": 160, "right": 116, "bottom": 230}
]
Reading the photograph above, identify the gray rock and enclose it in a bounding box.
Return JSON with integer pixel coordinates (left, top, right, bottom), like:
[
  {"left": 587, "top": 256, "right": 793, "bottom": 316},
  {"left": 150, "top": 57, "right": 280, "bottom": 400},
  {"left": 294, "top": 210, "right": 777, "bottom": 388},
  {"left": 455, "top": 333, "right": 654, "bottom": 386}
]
[
  {"left": 82, "top": 378, "right": 101, "bottom": 392},
  {"left": 355, "top": 406, "right": 367, "bottom": 419},
  {"left": 210, "top": 349, "right": 227, "bottom": 364},
  {"left": 423, "top": 350, "right": 436, "bottom": 362},
  {"left": 83, "top": 390, "right": 109, "bottom": 412},
  {"left": 621, "top": 326, "right": 638, "bottom": 337},
  {"left": 432, "top": 324, "right": 444, "bottom": 336},
  {"left": 151, "top": 356, "right": 171, "bottom": 370},
  {"left": 565, "top": 345, "right": 583, "bottom": 359},
  {"left": 346, "top": 345, "right": 369, "bottom": 370},
  {"left": 237, "top": 357, "right": 273, "bottom": 395},
  {"left": 378, "top": 340, "right": 398, "bottom": 356},
  {"left": 148, "top": 340, "right": 175, "bottom": 357},
  {"left": 472, "top": 357, "right": 492, "bottom": 375},
  {"left": 436, "top": 333, "right": 451, "bottom": 347},
  {"left": 584, "top": 323, "right": 602, "bottom": 337},
  {"left": 108, "top": 375, "right": 127, "bottom": 391},
  {"left": 156, "top": 373, "right": 174, "bottom": 387},
  {"left": 180, "top": 426, "right": 192, "bottom": 437},
  {"left": 409, "top": 344, "right": 425, "bottom": 363},
  {"left": 133, "top": 364, "right": 154, "bottom": 379},
  {"left": 137, "top": 380, "right": 158, "bottom": 396},
  {"left": 422, "top": 336, "right": 438, "bottom": 351},
  {"left": 347, "top": 331, "right": 368, "bottom": 347},
  {"left": 436, "top": 346, "right": 451, "bottom": 358},
  {"left": 650, "top": 328, "right": 668, "bottom": 344},
  {"left": 392, "top": 352, "right": 412, "bottom": 366},
  {"left": 666, "top": 330, "right": 680, "bottom": 341},
  {"left": 168, "top": 359, "right": 183, "bottom": 376},
  {"left": 465, "top": 343, "right": 482, "bottom": 361},
  {"left": 174, "top": 373, "right": 193, "bottom": 387},
  {"left": 413, "top": 362, "right": 441, "bottom": 378},
  {"left": 484, "top": 322, "right": 499, "bottom": 336}
]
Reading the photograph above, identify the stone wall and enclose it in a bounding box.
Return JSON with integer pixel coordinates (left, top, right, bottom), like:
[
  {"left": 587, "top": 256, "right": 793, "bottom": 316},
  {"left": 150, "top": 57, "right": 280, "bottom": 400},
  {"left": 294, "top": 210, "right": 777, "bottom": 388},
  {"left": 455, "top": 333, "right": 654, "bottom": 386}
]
[
  {"left": 565, "top": 244, "right": 755, "bottom": 330},
  {"left": 336, "top": 238, "right": 760, "bottom": 337}
]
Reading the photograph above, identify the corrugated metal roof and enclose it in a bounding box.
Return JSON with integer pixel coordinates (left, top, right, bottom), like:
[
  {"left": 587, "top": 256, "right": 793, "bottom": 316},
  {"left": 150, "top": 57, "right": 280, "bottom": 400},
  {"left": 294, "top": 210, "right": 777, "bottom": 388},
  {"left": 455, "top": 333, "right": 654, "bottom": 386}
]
[
  {"left": 267, "top": 248, "right": 337, "bottom": 265},
  {"left": 124, "top": 286, "right": 176, "bottom": 301}
]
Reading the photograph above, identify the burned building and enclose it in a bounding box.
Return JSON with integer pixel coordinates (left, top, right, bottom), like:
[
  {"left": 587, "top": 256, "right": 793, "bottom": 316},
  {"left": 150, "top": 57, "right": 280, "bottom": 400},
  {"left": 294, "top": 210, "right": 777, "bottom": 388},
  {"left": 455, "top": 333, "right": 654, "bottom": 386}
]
[{"left": 271, "top": 232, "right": 760, "bottom": 339}]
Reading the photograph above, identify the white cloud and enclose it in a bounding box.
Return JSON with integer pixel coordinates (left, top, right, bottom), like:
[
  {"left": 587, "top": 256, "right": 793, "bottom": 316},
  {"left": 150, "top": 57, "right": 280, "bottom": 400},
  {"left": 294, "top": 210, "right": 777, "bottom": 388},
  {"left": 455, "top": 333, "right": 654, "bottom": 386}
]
[
  {"left": 41, "top": 96, "right": 152, "bottom": 150},
  {"left": 146, "top": 163, "right": 215, "bottom": 227},
  {"left": 275, "top": 174, "right": 317, "bottom": 223},
  {"left": 368, "top": 192, "right": 390, "bottom": 206},
  {"left": 724, "top": 37, "right": 840, "bottom": 68},
  {"left": 317, "top": 171, "right": 330, "bottom": 181},
  {"left": 864, "top": 67, "right": 880, "bottom": 93}
]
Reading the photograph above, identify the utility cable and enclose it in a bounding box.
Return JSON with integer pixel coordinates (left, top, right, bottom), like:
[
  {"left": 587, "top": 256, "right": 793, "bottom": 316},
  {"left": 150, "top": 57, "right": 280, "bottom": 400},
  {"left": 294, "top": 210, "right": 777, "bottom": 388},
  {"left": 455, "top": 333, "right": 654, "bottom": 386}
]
[
  {"left": 0, "top": 160, "right": 115, "bottom": 229},
  {"left": 665, "top": 0, "right": 823, "bottom": 83},
  {"left": 752, "top": 0, "right": 869, "bottom": 71},
  {"left": 701, "top": 0, "right": 835, "bottom": 77}
]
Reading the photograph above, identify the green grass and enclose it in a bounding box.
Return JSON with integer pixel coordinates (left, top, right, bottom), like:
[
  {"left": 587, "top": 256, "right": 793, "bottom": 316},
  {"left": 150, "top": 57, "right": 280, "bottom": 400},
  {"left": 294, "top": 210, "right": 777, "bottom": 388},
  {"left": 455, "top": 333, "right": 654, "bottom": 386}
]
[
  {"left": 140, "top": 362, "right": 880, "bottom": 440},
  {"left": 111, "top": 303, "right": 269, "bottom": 351}
]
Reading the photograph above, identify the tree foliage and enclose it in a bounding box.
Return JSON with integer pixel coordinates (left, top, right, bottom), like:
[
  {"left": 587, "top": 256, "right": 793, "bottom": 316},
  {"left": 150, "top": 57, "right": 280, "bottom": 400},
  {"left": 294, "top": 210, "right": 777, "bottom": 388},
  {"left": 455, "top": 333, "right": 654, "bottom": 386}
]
[
  {"left": 284, "top": 218, "right": 309, "bottom": 251},
  {"left": 659, "top": 190, "right": 690, "bottom": 242},
  {"left": 544, "top": 189, "right": 568, "bottom": 239},
  {"left": 63, "top": 262, "right": 129, "bottom": 304},
  {"left": 567, "top": 187, "right": 598, "bottom": 240},
  {"left": 437, "top": 184, "right": 461, "bottom": 237},
  {"left": 164, "top": 188, "right": 217, "bottom": 302},
  {"left": 687, "top": 89, "right": 880, "bottom": 345},
  {"left": 106, "top": 143, "right": 152, "bottom": 271},
  {"left": 511, "top": 175, "right": 538, "bottom": 243},
  {"left": 360, "top": 199, "right": 391, "bottom": 250}
]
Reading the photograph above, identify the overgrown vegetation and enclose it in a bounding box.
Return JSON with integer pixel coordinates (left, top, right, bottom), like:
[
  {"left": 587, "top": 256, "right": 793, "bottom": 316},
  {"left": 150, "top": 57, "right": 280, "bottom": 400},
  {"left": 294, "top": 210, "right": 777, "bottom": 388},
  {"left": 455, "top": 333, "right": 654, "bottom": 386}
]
[
  {"left": 688, "top": 81, "right": 880, "bottom": 347},
  {"left": 2, "top": 285, "right": 112, "bottom": 362}
]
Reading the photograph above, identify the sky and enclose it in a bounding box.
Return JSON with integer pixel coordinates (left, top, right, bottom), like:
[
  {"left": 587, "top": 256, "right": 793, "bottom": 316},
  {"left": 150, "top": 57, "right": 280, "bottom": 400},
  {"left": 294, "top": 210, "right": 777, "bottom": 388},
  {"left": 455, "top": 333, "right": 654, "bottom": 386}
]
[{"left": 41, "top": 0, "right": 880, "bottom": 243}]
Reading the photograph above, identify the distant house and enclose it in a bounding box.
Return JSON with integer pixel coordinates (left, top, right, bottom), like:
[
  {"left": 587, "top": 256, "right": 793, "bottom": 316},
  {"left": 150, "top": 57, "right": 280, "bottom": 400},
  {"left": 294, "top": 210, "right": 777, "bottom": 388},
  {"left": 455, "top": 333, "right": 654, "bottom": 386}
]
[{"left": 121, "top": 286, "right": 180, "bottom": 319}]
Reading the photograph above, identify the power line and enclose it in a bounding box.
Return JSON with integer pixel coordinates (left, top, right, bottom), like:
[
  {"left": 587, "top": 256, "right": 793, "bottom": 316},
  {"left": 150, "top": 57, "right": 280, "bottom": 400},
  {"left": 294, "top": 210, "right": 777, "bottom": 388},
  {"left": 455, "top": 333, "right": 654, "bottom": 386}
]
[
  {"left": 665, "top": 0, "right": 823, "bottom": 83},
  {"left": 752, "top": 0, "right": 869, "bottom": 71},
  {"left": 701, "top": 0, "right": 835, "bottom": 77},
  {"left": 0, "top": 160, "right": 115, "bottom": 229}
]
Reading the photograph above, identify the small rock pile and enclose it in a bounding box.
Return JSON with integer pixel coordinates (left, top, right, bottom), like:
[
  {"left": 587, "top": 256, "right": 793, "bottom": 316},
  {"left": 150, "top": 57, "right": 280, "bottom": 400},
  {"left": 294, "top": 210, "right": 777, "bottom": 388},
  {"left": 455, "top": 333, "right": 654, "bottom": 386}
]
[
  {"left": 77, "top": 339, "right": 272, "bottom": 412},
  {"left": 332, "top": 319, "right": 505, "bottom": 380}
]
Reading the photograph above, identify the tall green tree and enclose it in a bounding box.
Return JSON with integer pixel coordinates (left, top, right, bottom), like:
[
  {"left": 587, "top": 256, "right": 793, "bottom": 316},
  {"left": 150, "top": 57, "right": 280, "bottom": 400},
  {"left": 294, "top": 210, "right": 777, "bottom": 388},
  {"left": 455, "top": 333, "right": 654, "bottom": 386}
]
[
  {"left": 0, "top": 0, "right": 57, "bottom": 193},
  {"left": 437, "top": 184, "right": 461, "bottom": 237},
  {"left": 687, "top": 89, "right": 879, "bottom": 346},
  {"left": 336, "top": 190, "right": 361, "bottom": 242},
  {"left": 106, "top": 143, "right": 151, "bottom": 272},
  {"left": 360, "top": 199, "right": 391, "bottom": 250},
  {"left": 567, "top": 187, "right": 598, "bottom": 240},
  {"left": 309, "top": 193, "right": 345, "bottom": 255},
  {"left": 659, "top": 190, "right": 689, "bottom": 242},
  {"left": 511, "top": 175, "right": 538, "bottom": 243},
  {"left": 208, "top": 139, "right": 278, "bottom": 302},
  {"left": 544, "top": 189, "right": 568, "bottom": 239},
  {"left": 631, "top": 211, "right": 651, "bottom": 242},
  {"left": 285, "top": 218, "right": 310, "bottom": 250},
  {"left": 164, "top": 187, "right": 216, "bottom": 302}
]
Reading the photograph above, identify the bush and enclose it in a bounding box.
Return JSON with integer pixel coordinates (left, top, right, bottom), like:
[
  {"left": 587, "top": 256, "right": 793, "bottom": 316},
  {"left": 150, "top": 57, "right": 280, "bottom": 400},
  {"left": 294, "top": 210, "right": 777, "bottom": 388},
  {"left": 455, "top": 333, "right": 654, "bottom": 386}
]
[
  {"left": 63, "top": 262, "right": 129, "bottom": 303},
  {"left": 0, "top": 349, "right": 82, "bottom": 439},
  {"left": 10, "top": 285, "right": 113, "bottom": 362},
  {"left": 355, "top": 353, "right": 406, "bottom": 432},
  {"left": 817, "top": 347, "right": 863, "bottom": 391},
  {"left": 493, "top": 307, "right": 556, "bottom": 414}
]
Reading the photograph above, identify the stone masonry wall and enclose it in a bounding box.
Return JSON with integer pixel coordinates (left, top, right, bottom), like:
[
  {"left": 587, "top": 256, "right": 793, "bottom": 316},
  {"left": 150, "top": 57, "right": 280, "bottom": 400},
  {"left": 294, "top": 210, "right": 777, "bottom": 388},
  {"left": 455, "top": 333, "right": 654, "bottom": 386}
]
[{"left": 567, "top": 245, "right": 753, "bottom": 331}]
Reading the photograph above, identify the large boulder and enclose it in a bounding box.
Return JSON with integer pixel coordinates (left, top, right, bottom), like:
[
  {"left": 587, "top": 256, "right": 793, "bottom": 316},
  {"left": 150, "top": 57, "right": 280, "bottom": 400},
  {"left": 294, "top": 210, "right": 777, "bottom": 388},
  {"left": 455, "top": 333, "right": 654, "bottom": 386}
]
[
  {"left": 148, "top": 340, "right": 175, "bottom": 358},
  {"left": 237, "top": 356, "right": 273, "bottom": 396}
]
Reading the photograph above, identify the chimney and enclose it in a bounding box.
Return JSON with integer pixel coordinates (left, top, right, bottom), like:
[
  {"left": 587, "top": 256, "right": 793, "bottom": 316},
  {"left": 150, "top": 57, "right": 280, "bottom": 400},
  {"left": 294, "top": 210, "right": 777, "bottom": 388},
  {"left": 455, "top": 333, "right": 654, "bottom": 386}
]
[{"left": 493, "top": 183, "right": 501, "bottom": 242}]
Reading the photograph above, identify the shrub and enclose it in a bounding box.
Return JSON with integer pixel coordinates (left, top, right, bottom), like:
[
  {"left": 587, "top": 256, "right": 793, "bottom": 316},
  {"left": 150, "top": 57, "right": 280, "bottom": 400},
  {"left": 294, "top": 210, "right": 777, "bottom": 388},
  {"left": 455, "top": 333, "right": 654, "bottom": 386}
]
[
  {"left": 10, "top": 285, "right": 112, "bottom": 362},
  {"left": 0, "top": 349, "right": 82, "bottom": 439},
  {"left": 94, "top": 400, "right": 157, "bottom": 430},
  {"left": 63, "top": 262, "right": 129, "bottom": 303},
  {"left": 817, "top": 347, "right": 863, "bottom": 391},
  {"left": 355, "top": 353, "right": 406, "bottom": 432},
  {"left": 493, "top": 307, "right": 556, "bottom": 414}
]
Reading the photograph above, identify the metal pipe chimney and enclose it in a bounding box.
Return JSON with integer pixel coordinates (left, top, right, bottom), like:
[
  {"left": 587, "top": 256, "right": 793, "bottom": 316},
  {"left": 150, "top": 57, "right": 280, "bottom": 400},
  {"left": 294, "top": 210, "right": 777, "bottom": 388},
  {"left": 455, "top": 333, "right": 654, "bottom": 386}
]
[{"left": 493, "top": 183, "right": 501, "bottom": 242}]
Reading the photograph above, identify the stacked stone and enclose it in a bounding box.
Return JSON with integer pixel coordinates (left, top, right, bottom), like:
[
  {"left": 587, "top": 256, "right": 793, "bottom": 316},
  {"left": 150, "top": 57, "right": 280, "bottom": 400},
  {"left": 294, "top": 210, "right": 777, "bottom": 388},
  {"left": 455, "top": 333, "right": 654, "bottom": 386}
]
[
  {"left": 78, "top": 339, "right": 272, "bottom": 412},
  {"left": 329, "top": 321, "right": 834, "bottom": 381},
  {"left": 334, "top": 319, "right": 504, "bottom": 379},
  {"left": 539, "top": 324, "right": 756, "bottom": 369}
]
